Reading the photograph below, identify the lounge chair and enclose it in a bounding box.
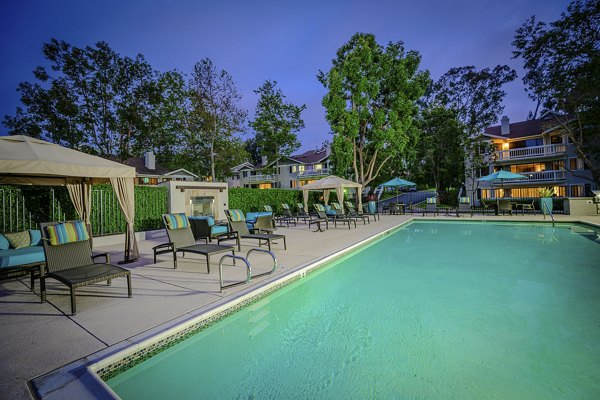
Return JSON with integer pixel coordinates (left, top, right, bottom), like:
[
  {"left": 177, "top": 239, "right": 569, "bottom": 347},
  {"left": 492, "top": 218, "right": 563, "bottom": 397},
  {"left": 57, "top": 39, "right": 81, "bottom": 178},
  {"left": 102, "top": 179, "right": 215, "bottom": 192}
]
[
  {"left": 40, "top": 220, "right": 132, "bottom": 315},
  {"left": 320, "top": 203, "right": 356, "bottom": 229},
  {"left": 310, "top": 204, "right": 330, "bottom": 232},
  {"left": 344, "top": 201, "right": 370, "bottom": 224},
  {"left": 362, "top": 201, "right": 381, "bottom": 221},
  {"left": 422, "top": 197, "right": 439, "bottom": 216},
  {"left": 265, "top": 205, "right": 296, "bottom": 227},
  {"left": 281, "top": 203, "right": 301, "bottom": 223},
  {"left": 295, "top": 203, "right": 312, "bottom": 223},
  {"left": 222, "top": 209, "right": 286, "bottom": 251},
  {"left": 158, "top": 214, "right": 235, "bottom": 272},
  {"left": 331, "top": 201, "right": 367, "bottom": 225},
  {"left": 456, "top": 197, "right": 473, "bottom": 217},
  {"left": 389, "top": 203, "right": 405, "bottom": 215}
]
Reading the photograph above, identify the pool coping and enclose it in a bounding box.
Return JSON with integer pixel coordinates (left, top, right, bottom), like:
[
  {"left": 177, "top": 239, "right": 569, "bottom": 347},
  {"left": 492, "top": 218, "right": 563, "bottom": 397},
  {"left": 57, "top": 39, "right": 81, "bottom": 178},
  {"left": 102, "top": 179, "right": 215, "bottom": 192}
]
[{"left": 29, "top": 219, "right": 414, "bottom": 399}]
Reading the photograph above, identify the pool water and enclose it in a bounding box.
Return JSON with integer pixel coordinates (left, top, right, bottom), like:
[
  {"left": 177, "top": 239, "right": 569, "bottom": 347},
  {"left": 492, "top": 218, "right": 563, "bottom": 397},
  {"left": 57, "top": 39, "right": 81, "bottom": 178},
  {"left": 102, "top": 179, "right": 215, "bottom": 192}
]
[{"left": 107, "top": 221, "right": 600, "bottom": 399}]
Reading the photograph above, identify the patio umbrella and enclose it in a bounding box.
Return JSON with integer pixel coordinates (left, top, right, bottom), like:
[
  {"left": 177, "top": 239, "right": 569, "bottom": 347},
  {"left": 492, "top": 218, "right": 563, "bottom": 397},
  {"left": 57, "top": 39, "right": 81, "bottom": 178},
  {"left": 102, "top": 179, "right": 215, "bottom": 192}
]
[
  {"left": 378, "top": 177, "right": 416, "bottom": 205},
  {"left": 478, "top": 170, "right": 527, "bottom": 197}
]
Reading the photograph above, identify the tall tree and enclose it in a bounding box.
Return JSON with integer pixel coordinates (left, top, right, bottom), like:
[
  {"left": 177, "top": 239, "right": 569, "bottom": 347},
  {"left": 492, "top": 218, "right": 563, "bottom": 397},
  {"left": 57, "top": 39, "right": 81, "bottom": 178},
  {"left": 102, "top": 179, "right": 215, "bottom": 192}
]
[
  {"left": 427, "top": 65, "right": 516, "bottom": 200},
  {"left": 3, "top": 39, "right": 159, "bottom": 160},
  {"left": 513, "top": 0, "right": 600, "bottom": 186},
  {"left": 249, "top": 80, "right": 305, "bottom": 163},
  {"left": 418, "top": 107, "right": 465, "bottom": 195},
  {"left": 317, "top": 33, "right": 430, "bottom": 187},
  {"left": 189, "top": 58, "right": 247, "bottom": 181}
]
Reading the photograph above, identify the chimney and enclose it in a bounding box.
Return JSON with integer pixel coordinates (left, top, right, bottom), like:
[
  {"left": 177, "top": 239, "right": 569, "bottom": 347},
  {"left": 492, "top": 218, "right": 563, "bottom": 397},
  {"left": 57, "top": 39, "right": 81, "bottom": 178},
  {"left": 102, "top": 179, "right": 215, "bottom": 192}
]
[
  {"left": 144, "top": 151, "right": 155, "bottom": 170},
  {"left": 261, "top": 155, "right": 268, "bottom": 165},
  {"left": 500, "top": 116, "right": 510, "bottom": 135}
]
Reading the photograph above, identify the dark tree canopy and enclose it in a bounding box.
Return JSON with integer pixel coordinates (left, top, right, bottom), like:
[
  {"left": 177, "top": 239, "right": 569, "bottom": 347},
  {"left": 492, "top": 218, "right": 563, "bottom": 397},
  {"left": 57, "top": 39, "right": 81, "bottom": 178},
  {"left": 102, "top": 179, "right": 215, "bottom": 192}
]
[
  {"left": 3, "top": 39, "right": 161, "bottom": 160},
  {"left": 513, "top": 0, "right": 600, "bottom": 185},
  {"left": 249, "top": 80, "right": 304, "bottom": 163}
]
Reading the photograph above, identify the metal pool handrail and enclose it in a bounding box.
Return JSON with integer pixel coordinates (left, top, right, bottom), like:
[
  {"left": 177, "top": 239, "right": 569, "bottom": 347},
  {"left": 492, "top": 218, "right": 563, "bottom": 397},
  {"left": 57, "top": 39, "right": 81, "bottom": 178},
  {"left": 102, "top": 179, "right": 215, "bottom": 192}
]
[
  {"left": 543, "top": 201, "right": 555, "bottom": 227},
  {"left": 246, "top": 248, "right": 278, "bottom": 279},
  {"left": 219, "top": 254, "right": 251, "bottom": 292}
]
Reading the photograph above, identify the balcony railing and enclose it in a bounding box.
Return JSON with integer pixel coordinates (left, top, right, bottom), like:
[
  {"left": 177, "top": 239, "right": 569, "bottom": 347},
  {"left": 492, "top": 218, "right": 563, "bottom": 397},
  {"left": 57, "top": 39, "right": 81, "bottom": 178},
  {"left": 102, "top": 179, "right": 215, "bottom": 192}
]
[
  {"left": 495, "top": 144, "right": 566, "bottom": 161},
  {"left": 247, "top": 174, "right": 278, "bottom": 182},
  {"left": 297, "top": 168, "right": 329, "bottom": 177},
  {"left": 495, "top": 170, "right": 567, "bottom": 184}
]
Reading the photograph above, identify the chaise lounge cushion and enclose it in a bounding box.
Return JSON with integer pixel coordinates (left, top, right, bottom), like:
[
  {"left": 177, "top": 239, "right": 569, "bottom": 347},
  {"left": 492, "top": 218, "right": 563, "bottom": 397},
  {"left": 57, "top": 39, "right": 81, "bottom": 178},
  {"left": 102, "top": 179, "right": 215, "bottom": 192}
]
[
  {"left": 0, "top": 246, "right": 45, "bottom": 268},
  {"left": 0, "top": 230, "right": 45, "bottom": 269}
]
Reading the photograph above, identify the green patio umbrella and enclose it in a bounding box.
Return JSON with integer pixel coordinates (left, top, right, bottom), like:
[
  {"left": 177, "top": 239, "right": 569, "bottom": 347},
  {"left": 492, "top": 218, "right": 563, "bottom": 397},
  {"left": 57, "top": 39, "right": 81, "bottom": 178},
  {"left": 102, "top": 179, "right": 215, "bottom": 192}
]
[{"left": 378, "top": 177, "right": 416, "bottom": 205}]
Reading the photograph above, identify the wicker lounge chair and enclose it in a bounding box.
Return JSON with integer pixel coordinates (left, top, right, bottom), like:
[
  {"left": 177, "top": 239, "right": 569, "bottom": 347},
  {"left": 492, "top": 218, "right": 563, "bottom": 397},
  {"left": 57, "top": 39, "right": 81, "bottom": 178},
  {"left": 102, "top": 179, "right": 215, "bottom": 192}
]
[
  {"left": 40, "top": 221, "right": 131, "bottom": 315},
  {"left": 222, "top": 210, "right": 286, "bottom": 251},
  {"left": 158, "top": 214, "right": 235, "bottom": 272}
]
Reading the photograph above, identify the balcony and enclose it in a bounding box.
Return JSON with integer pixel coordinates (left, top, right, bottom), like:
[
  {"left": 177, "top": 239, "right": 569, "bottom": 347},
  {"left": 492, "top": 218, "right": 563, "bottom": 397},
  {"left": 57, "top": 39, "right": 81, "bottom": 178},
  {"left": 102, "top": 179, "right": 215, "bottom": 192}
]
[
  {"left": 247, "top": 174, "right": 278, "bottom": 183},
  {"left": 297, "top": 168, "right": 329, "bottom": 178},
  {"left": 493, "top": 170, "right": 567, "bottom": 185},
  {"left": 495, "top": 144, "right": 566, "bottom": 162}
]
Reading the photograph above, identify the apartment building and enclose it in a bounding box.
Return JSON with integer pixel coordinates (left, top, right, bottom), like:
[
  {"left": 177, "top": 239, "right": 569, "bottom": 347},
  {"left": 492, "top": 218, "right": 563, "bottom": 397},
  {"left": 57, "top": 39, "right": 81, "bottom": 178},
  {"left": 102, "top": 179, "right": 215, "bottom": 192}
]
[
  {"left": 468, "top": 112, "right": 595, "bottom": 202},
  {"left": 228, "top": 147, "right": 331, "bottom": 189}
]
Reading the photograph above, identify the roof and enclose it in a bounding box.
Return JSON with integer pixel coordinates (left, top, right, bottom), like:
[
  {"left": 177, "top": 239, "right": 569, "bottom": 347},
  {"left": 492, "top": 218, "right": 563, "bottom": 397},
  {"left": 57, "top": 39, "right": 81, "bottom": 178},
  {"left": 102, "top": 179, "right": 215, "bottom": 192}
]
[
  {"left": 118, "top": 157, "right": 170, "bottom": 176},
  {"left": 484, "top": 112, "right": 565, "bottom": 140},
  {"left": 289, "top": 148, "right": 329, "bottom": 164}
]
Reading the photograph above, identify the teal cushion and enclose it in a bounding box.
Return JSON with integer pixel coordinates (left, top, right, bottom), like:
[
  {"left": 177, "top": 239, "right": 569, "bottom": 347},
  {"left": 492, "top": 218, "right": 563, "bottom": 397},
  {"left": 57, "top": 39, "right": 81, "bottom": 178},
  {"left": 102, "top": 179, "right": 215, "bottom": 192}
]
[
  {"left": 211, "top": 225, "right": 229, "bottom": 236},
  {"left": 188, "top": 216, "right": 215, "bottom": 226},
  {"left": 0, "top": 235, "right": 9, "bottom": 251},
  {"left": 245, "top": 212, "right": 272, "bottom": 223},
  {"left": 29, "top": 229, "right": 42, "bottom": 246},
  {"left": 0, "top": 246, "right": 45, "bottom": 268}
]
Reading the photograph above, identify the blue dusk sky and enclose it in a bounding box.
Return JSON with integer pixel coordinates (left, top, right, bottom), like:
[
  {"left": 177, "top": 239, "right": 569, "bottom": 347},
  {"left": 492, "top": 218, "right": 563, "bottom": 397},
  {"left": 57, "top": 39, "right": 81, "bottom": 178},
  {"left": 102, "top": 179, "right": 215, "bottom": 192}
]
[{"left": 0, "top": 0, "right": 570, "bottom": 151}]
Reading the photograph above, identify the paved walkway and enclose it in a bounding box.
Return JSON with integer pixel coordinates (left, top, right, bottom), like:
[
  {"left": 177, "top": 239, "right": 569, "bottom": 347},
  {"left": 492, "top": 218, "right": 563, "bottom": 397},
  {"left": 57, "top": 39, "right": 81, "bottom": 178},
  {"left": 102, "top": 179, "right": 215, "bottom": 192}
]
[{"left": 1, "top": 213, "right": 599, "bottom": 399}]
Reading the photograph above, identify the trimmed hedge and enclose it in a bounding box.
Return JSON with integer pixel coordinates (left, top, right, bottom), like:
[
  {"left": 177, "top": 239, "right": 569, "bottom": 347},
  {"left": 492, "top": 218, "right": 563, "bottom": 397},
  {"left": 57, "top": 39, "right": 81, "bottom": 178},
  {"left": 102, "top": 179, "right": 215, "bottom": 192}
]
[
  {"left": 229, "top": 188, "right": 303, "bottom": 214},
  {"left": 228, "top": 187, "right": 352, "bottom": 214}
]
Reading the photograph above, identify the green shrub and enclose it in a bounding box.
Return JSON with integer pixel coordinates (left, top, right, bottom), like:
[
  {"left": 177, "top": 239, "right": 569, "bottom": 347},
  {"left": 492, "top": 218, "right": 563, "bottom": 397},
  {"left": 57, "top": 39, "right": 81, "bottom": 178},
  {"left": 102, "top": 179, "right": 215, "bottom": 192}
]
[{"left": 229, "top": 188, "right": 303, "bottom": 214}]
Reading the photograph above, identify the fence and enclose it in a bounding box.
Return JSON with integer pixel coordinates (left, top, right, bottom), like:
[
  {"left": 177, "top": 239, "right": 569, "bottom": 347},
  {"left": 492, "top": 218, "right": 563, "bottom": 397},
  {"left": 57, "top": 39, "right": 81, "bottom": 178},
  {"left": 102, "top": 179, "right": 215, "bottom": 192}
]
[{"left": 1, "top": 185, "right": 167, "bottom": 235}]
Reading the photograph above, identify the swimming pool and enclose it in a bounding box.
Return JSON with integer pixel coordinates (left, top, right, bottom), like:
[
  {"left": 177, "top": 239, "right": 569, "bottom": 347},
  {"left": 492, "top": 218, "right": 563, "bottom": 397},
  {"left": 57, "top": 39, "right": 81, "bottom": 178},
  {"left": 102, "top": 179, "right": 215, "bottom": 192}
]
[{"left": 106, "top": 221, "right": 600, "bottom": 399}]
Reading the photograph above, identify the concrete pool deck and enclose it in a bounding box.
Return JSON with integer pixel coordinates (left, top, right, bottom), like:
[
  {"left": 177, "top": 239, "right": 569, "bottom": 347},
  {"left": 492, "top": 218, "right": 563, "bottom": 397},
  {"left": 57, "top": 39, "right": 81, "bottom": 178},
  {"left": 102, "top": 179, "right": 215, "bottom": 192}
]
[{"left": 1, "top": 213, "right": 599, "bottom": 399}]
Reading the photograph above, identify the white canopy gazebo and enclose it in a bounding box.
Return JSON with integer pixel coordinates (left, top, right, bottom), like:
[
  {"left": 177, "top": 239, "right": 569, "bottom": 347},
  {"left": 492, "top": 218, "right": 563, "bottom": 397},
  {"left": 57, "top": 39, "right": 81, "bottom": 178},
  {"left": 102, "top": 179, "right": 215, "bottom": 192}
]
[
  {"left": 301, "top": 175, "right": 362, "bottom": 213},
  {"left": 0, "top": 135, "right": 139, "bottom": 263}
]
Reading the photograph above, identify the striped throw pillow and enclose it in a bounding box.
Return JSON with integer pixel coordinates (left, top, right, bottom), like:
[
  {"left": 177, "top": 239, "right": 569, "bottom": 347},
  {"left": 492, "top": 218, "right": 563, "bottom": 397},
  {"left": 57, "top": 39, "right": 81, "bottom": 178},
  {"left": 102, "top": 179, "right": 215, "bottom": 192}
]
[
  {"left": 459, "top": 197, "right": 470, "bottom": 204},
  {"left": 331, "top": 202, "right": 340, "bottom": 210},
  {"left": 427, "top": 197, "right": 437, "bottom": 204},
  {"left": 228, "top": 209, "right": 245, "bottom": 222},
  {"left": 281, "top": 203, "right": 290, "bottom": 210},
  {"left": 314, "top": 204, "right": 326, "bottom": 212},
  {"left": 165, "top": 214, "right": 189, "bottom": 230},
  {"left": 45, "top": 221, "right": 89, "bottom": 246}
]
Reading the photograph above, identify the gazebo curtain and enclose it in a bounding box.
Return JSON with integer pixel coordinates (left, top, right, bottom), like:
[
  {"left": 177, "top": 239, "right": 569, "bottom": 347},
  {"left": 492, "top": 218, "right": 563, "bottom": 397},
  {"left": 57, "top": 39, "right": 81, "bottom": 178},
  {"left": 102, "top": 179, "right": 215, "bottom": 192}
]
[{"left": 110, "top": 177, "right": 139, "bottom": 262}]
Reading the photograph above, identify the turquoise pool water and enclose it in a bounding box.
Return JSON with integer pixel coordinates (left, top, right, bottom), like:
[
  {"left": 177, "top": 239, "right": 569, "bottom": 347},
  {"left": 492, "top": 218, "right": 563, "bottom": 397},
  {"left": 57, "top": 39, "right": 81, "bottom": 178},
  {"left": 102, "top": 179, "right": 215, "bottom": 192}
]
[{"left": 107, "top": 221, "right": 600, "bottom": 399}]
